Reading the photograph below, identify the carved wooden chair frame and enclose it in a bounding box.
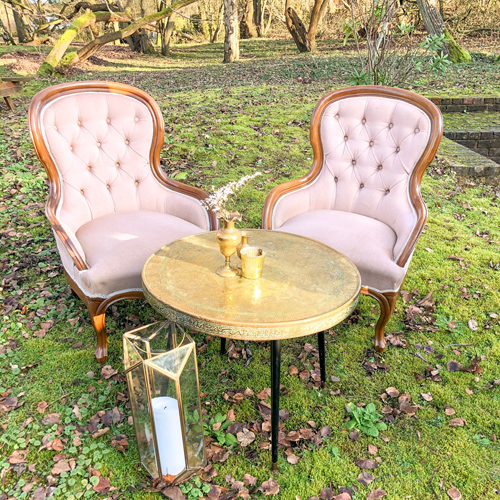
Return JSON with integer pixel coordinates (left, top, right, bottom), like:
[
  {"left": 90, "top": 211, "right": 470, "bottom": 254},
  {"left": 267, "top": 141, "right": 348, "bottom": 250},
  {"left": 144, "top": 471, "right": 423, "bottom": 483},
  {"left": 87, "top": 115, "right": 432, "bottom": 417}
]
[
  {"left": 262, "top": 86, "right": 443, "bottom": 351},
  {"left": 29, "top": 81, "right": 217, "bottom": 363}
]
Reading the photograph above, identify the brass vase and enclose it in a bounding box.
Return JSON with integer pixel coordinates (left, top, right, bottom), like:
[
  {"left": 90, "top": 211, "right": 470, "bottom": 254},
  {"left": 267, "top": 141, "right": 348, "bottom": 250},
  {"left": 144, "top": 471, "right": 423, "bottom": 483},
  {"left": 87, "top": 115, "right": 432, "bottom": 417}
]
[{"left": 216, "top": 213, "right": 242, "bottom": 277}]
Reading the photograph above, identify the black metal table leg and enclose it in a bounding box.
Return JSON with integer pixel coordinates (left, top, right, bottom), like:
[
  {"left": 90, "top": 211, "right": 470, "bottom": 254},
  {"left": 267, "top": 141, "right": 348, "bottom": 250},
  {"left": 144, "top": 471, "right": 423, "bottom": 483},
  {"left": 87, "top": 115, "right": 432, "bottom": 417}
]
[
  {"left": 220, "top": 337, "right": 226, "bottom": 355},
  {"left": 271, "top": 339, "right": 281, "bottom": 471},
  {"left": 318, "top": 331, "right": 326, "bottom": 388}
]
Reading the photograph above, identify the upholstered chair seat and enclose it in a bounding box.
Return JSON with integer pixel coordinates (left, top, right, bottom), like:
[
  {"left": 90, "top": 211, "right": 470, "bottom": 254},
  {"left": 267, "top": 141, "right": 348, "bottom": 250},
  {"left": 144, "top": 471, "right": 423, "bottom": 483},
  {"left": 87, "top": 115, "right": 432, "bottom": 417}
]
[
  {"left": 74, "top": 211, "right": 205, "bottom": 296},
  {"left": 263, "top": 86, "right": 443, "bottom": 351},
  {"left": 277, "top": 210, "right": 405, "bottom": 292},
  {"left": 29, "top": 82, "right": 216, "bottom": 363}
]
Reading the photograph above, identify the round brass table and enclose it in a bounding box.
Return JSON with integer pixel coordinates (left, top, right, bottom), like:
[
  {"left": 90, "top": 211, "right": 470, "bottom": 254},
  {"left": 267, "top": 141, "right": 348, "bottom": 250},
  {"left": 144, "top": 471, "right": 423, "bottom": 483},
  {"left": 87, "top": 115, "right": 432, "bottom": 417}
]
[{"left": 142, "top": 230, "right": 361, "bottom": 469}]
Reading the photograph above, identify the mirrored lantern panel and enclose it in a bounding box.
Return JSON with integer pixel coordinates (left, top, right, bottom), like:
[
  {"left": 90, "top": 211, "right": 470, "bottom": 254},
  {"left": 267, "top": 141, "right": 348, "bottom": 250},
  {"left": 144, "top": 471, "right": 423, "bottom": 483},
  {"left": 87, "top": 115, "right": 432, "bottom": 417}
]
[{"left": 123, "top": 322, "right": 206, "bottom": 479}]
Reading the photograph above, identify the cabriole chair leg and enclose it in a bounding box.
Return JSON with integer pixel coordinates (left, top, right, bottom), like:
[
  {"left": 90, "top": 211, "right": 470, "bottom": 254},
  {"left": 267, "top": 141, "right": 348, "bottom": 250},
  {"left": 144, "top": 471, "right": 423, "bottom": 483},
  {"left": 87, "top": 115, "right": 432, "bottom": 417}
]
[
  {"left": 87, "top": 299, "right": 108, "bottom": 364},
  {"left": 362, "top": 289, "right": 398, "bottom": 353}
]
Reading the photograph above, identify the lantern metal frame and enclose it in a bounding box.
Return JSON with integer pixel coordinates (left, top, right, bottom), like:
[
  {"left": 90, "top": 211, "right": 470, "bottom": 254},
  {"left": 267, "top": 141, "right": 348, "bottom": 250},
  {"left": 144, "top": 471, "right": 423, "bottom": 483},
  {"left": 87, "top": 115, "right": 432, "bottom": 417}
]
[{"left": 123, "top": 321, "right": 206, "bottom": 480}]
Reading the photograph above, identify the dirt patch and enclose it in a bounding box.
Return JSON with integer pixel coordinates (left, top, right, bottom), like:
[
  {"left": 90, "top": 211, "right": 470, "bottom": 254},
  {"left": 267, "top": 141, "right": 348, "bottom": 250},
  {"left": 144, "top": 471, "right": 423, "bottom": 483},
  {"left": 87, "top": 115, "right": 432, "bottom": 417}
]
[{"left": 0, "top": 51, "right": 44, "bottom": 74}]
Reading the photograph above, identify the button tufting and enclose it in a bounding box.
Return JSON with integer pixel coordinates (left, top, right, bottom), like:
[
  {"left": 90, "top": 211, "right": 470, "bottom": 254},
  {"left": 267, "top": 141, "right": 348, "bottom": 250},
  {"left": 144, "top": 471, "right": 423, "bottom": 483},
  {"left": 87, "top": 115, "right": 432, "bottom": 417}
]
[
  {"left": 344, "top": 136, "right": 348, "bottom": 141},
  {"left": 385, "top": 189, "right": 390, "bottom": 195},
  {"left": 54, "top": 126, "right": 58, "bottom": 131},
  {"left": 334, "top": 176, "right": 338, "bottom": 182},
  {"left": 415, "top": 128, "right": 420, "bottom": 133},
  {"left": 369, "top": 141, "right": 374, "bottom": 147},
  {"left": 106, "top": 184, "right": 110, "bottom": 189},
  {"left": 389, "top": 123, "right": 393, "bottom": 129},
  {"left": 135, "top": 180, "right": 139, "bottom": 185},
  {"left": 97, "top": 142, "right": 101, "bottom": 147},
  {"left": 77, "top": 120, "right": 82, "bottom": 126},
  {"left": 362, "top": 118, "right": 366, "bottom": 124},
  {"left": 125, "top": 139, "right": 130, "bottom": 145},
  {"left": 378, "top": 165, "right": 383, "bottom": 170},
  {"left": 80, "top": 189, "right": 85, "bottom": 194},
  {"left": 352, "top": 160, "right": 356, "bottom": 165},
  {"left": 116, "top": 162, "right": 120, "bottom": 168},
  {"left": 134, "top": 117, "right": 139, "bottom": 122},
  {"left": 335, "top": 114, "right": 340, "bottom": 119},
  {"left": 396, "top": 147, "right": 400, "bottom": 153},
  {"left": 87, "top": 166, "right": 92, "bottom": 171},
  {"left": 69, "top": 146, "right": 73, "bottom": 151},
  {"left": 360, "top": 183, "right": 364, "bottom": 188},
  {"left": 106, "top": 118, "right": 111, "bottom": 124}
]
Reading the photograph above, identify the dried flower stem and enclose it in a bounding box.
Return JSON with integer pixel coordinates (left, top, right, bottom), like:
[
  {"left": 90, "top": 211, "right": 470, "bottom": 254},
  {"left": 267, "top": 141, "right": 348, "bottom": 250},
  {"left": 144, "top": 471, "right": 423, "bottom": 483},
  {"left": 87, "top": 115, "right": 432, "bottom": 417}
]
[{"left": 202, "top": 172, "right": 262, "bottom": 220}]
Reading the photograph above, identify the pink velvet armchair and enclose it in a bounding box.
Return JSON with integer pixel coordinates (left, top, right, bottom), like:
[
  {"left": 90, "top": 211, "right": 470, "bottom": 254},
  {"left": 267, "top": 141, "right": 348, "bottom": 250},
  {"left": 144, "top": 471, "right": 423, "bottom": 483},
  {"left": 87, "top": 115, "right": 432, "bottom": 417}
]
[
  {"left": 29, "top": 81, "right": 216, "bottom": 363},
  {"left": 262, "top": 86, "right": 442, "bottom": 351}
]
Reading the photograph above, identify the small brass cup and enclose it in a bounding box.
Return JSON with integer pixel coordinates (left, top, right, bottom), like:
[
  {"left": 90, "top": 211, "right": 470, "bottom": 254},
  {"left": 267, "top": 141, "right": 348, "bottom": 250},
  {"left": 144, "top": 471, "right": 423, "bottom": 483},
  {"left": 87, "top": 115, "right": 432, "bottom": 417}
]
[{"left": 240, "top": 246, "right": 267, "bottom": 280}]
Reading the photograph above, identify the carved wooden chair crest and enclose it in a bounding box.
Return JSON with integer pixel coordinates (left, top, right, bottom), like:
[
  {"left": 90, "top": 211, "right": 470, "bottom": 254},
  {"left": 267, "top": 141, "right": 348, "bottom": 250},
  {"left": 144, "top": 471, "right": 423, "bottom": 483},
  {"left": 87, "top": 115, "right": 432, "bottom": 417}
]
[
  {"left": 29, "top": 81, "right": 216, "bottom": 363},
  {"left": 263, "top": 85, "right": 443, "bottom": 351}
]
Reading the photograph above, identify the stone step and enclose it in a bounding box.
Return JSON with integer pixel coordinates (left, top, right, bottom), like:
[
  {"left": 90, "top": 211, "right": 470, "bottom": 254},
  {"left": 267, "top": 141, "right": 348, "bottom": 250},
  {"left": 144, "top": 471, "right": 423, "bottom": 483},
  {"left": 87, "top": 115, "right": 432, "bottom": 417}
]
[{"left": 438, "top": 136, "right": 499, "bottom": 181}]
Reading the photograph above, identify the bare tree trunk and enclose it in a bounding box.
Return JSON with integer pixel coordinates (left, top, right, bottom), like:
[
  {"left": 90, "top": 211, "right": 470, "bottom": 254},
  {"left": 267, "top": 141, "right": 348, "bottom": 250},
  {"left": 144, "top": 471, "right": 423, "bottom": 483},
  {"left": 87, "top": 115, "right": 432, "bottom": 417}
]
[
  {"left": 284, "top": 0, "right": 327, "bottom": 53},
  {"left": 9, "top": 0, "right": 33, "bottom": 43},
  {"left": 253, "top": 0, "right": 262, "bottom": 35},
  {"left": 1, "top": 15, "right": 16, "bottom": 44},
  {"left": 240, "top": 0, "right": 257, "bottom": 39},
  {"left": 223, "top": 0, "right": 238, "bottom": 63},
  {"left": 210, "top": 2, "right": 223, "bottom": 43},
  {"left": 284, "top": 0, "right": 309, "bottom": 52}
]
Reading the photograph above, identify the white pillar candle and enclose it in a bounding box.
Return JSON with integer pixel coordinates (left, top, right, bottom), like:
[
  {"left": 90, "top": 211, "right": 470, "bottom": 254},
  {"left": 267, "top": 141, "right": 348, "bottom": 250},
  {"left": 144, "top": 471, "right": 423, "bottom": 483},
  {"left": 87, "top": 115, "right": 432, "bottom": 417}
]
[{"left": 151, "top": 397, "right": 186, "bottom": 476}]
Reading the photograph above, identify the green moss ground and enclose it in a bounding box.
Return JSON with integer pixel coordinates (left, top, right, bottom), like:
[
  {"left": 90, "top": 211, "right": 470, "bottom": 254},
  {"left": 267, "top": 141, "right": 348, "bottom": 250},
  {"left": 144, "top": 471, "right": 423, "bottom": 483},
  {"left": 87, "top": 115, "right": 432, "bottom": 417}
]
[{"left": 1, "top": 39, "right": 500, "bottom": 499}]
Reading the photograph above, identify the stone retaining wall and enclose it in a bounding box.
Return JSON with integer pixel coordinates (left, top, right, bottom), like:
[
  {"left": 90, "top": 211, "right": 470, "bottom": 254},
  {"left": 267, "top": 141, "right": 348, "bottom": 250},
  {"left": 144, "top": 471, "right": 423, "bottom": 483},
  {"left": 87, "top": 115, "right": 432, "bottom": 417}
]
[
  {"left": 443, "top": 130, "right": 500, "bottom": 164},
  {"left": 429, "top": 96, "right": 500, "bottom": 113}
]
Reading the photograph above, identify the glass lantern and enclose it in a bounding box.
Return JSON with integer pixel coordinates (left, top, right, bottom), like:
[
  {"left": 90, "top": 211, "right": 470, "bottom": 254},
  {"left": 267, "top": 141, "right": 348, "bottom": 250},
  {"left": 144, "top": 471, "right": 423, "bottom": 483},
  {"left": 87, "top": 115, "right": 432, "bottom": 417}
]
[{"left": 123, "top": 321, "right": 206, "bottom": 479}]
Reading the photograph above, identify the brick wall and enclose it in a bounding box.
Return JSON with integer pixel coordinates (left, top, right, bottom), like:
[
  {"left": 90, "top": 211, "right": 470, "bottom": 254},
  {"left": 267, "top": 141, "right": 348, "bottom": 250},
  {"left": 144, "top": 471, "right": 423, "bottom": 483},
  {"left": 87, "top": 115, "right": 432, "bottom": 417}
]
[{"left": 429, "top": 96, "right": 500, "bottom": 113}]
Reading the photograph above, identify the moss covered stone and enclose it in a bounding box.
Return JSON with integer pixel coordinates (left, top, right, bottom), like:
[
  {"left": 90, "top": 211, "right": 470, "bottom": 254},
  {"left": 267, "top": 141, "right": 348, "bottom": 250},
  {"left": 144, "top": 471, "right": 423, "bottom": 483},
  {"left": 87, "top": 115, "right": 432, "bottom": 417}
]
[{"left": 445, "top": 29, "right": 472, "bottom": 63}]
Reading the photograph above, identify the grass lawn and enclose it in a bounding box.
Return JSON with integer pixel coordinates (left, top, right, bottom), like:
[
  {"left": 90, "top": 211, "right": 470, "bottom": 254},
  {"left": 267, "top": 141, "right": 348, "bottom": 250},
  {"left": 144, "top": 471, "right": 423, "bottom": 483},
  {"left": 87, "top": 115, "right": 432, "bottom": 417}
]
[{"left": 1, "top": 38, "right": 500, "bottom": 500}]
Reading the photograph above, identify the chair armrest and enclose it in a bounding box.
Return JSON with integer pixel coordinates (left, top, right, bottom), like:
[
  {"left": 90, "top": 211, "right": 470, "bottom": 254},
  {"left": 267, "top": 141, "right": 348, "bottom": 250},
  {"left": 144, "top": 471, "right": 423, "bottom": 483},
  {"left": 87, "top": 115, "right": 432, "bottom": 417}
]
[
  {"left": 47, "top": 209, "right": 88, "bottom": 271},
  {"left": 152, "top": 168, "right": 217, "bottom": 231},
  {"left": 262, "top": 167, "right": 328, "bottom": 229}
]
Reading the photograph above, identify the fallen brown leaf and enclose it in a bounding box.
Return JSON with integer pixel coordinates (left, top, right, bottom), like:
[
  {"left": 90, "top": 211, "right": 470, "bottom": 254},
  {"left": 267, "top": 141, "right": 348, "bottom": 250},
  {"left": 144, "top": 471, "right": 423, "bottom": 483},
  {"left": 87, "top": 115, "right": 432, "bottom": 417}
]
[
  {"left": 355, "top": 459, "right": 378, "bottom": 469},
  {"left": 92, "top": 476, "right": 111, "bottom": 494},
  {"left": 449, "top": 418, "right": 466, "bottom": 427},
  {"left": 287, "top": 454, "right": 299, "bottom": 464},
  {"left": 357, "top": 472, "right": 375, "bottom": 486},
  {"left": 8, "top": 450, "right": 27, "bottom": 464},
  {"left": 101, "top": 365, "right": 118, "bottom": 379},
  {"left": 421, "top": 392, "right": 433, "bottom": 402},
  {"left": 242, "top": 473, "right": 257, "bottom": 486},
  {"left": 447, "top": 360, "right": 462, "bottom": 372},
  {"left": 260, "top": 478, "right": 280, "bottom": 496},
  {"left": 162, "top": 486, "right": 186, "bottom": 500},
  {"left": 110, "top": 434, "right": 128, "bottom": 454},
  {"left": 41, "top": 413, "right": 60, "bottom": 425},
  {"left": 257, "top": 388, "right": 271, "bottom": 400},
  {"left": 368, "top": 444, "right": 378, "bottom": 455},
  {"left": 447, "top": 487, "right": 462, "bottom": 500},
  {"left": 51, "top": 460, "right": 71, "bottom": 475},
  {"left": 385, "top": 387, "right": 399, "bottom": 398},
  {"left": 92, "top": 427, "right": 110, "bottom": 439},
  {"left": 237, "top": 429, "right": 255, "bottom": 447},
  {"left": 367, "top": 489, "right": 387, "bottom": 500},
  {"left": 319, "top": 487, "right": 335, "bottom": 499},
  {"left": 36, "top": 401, "right": 48, "bottom": 413}
]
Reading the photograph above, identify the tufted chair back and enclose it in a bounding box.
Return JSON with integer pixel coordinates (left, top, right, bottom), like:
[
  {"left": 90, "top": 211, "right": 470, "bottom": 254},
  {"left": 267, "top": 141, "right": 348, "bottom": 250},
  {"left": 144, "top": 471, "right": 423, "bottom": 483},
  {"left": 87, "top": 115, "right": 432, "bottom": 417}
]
[
  {"left": 271, "top": 89, "right": 441, "bottom": 263},
  {"left": 30, "top": 82, "right": 209, "bottom": 245}
]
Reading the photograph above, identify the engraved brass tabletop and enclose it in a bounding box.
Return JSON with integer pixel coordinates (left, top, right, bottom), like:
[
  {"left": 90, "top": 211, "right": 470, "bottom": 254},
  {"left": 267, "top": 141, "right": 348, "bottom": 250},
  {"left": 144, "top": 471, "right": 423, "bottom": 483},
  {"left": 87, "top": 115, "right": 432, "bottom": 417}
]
[
  {"left": 142, "top": 229, "right": 361, "bottom": 470},
  {"left": 142, "top": 230, "right": 361, "bottom": 340}
]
